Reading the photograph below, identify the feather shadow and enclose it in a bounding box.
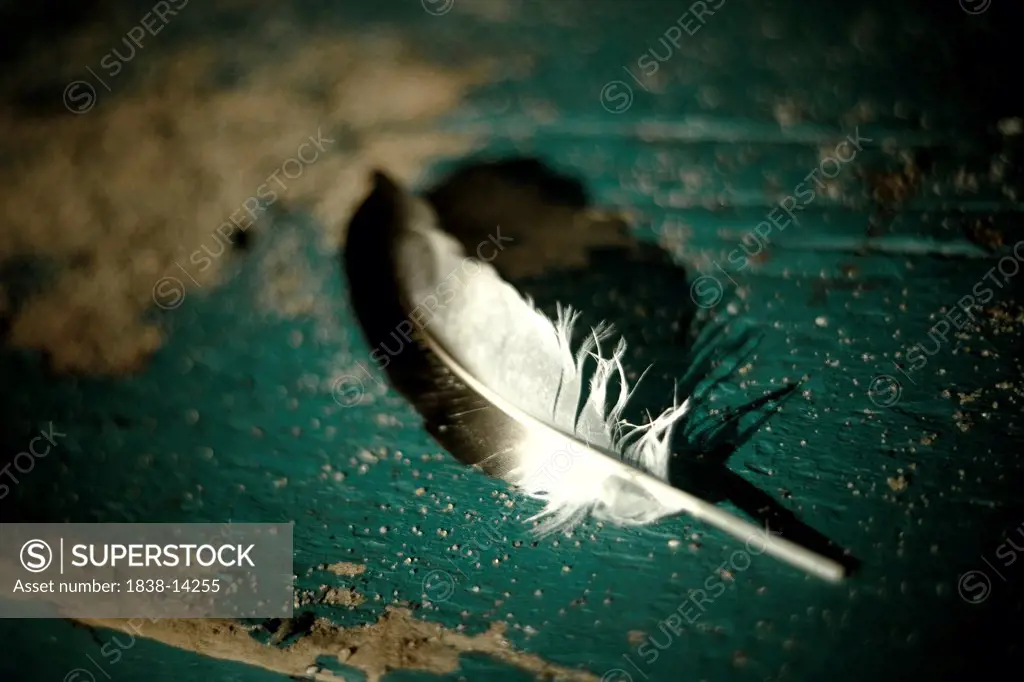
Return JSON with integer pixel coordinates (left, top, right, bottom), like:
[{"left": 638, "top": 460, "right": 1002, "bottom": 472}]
[
  {"left": 428, "top": 158, "right": 856, "bottom": 561},
  {"left": 669, "top": 318, "right": 860, "bottom": 572},
  {"left": 420, "top": 154, "right": 855, "bottom": 566},
  {"left": 344, "top": 171, "right": 536, "bottom": 479},
  {"left": 345, "top": 161, "right": 851, "bottom": 579}
]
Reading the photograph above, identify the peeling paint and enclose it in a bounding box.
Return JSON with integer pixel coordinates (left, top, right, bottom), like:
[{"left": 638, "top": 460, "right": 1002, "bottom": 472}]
[{"left": 77, "top": 610, "right": 598, "bottom": 682}]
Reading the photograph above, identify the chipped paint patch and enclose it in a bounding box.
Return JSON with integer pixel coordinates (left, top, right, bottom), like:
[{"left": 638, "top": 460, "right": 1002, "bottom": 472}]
[
  {"left": 0, "top": 9, "right": 486, "bottom": 374},
  {"left": 295, "top": 587, "right": 365, "bottom": 608},
  {"left": 77, "top": 609, "right": 598, "bottom": 682},
  {"left": 324, "top": 562, "right": 367, "bottom": 577}
]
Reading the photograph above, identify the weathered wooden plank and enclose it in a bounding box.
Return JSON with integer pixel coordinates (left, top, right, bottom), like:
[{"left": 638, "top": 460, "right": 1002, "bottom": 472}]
[{"left": 1, "top": 0, "right": 1022, "bottom": 681}]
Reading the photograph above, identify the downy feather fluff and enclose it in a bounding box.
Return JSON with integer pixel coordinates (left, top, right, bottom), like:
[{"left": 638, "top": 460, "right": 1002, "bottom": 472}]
[
  {"left": 394, "top": 193, "right": 689, "bottom": 533},
  {"left": 344, "top": 171, "right": 845, "bottom": 581}
]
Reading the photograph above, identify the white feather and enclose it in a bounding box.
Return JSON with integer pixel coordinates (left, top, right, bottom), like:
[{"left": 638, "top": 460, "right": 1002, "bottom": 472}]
[
  {"left": 396, "top": 202, "right": 692, "bottom": 533},
  {"left": 391, "top": 195, "right": 845, "bottom": 582}
]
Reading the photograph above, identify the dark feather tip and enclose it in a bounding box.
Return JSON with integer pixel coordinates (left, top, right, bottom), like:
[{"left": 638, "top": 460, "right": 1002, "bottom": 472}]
[
  {"left": 344, "top": 172, "right": 534, "bottom": 479},
  {"left": 370, "top": 169, "right": 398, "bottom": 191}
]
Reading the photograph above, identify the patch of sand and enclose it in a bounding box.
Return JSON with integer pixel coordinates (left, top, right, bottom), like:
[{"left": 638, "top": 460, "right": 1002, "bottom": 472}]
[
  {"left": 324, "top": 562, "right": 367, "bottom": 577},
  {"left": 80, "top": 609, "right": 598, "bottom": 682},
  {"left": 0, "top": 16, "right": 485, "bottom": 373}
]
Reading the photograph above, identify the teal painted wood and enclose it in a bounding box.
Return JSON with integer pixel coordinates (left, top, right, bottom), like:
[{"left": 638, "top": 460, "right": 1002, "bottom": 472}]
[{"left": 2, "top": 0, "right": 1023, "bottom": 681}]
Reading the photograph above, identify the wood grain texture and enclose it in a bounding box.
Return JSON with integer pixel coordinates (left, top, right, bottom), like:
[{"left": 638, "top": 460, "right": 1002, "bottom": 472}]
[{"left": 1, "top": 0, "right": 1022, "bottom": 681}]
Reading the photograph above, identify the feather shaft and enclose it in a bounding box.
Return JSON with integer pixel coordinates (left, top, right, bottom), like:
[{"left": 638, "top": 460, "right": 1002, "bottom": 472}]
[
  {"left": 344, "top": 171, "right": 847, "bottom": 583},
  {"left": 419, "top": 330, "right": 845, "bottom": 582}
]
